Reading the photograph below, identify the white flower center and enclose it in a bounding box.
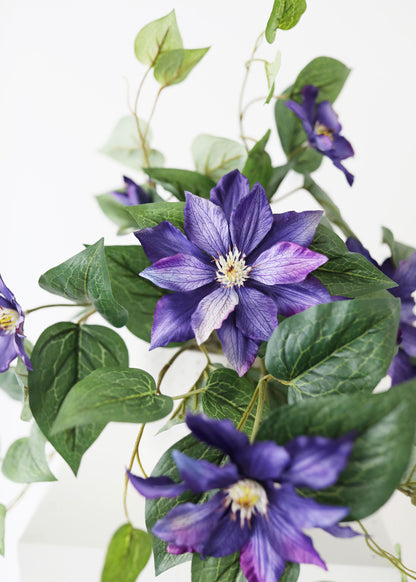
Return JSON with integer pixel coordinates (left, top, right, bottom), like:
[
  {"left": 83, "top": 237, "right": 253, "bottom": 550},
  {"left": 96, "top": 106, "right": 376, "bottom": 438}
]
[
  {"left": 0, "top": 306, "right": 19, "bottom": 335},
  {"left": 224, "top": 479, "right": 268, "bottom": 527},
  {"left": 214, "top": 247, "right": 252, "bottom": 288}
]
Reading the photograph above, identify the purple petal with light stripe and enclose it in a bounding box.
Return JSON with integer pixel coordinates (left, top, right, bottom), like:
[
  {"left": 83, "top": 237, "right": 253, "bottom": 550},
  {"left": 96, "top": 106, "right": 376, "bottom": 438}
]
[
  {"left": 0, "top": 335, "right": 20, "bottom": 373},
  {"left": 240, "top": 523, "right": 287, "bottom": 582},
  {"left": 15, "top": 335, "right": 33, "bottom": 371},
  {"left": 230, "top": 183, "right": 273, "bottom": 256},
  {"left": 184, "top": 192, "right": 230, "bottom": 256},
  {"left": 251, "top": 242, "right": 327, "bottom": 286},
  {"left": 217, "top": 312, "right": 261, "bottom": 376},
  {"left": 135, "top": 221, "right": 207, "bottom": 263},
  {"left": 172, "top": 450, "right": 239, "bottom": 493},
  {"left": 186, "top": 414, "right": 249, "bottom": 460},
  {"left": 191, "top": 286, "right": 238, "bottom": 344},
  {"left": 141, "top": 254, "right": 215, "bottom": 292},
  {"left": 282, "top": 433, "right": 354, "bottom": 489},
  {"left": 127, "top": 471, "right": 186, "bottom": 499},
  {"left": 232, "top": 441, "right": 290, "bottom": 481},
  {"left": 201, "top": 513, "right": 250, "bottom": 558},
  {"left": 235, "top": 286, "right": 277, "bottom": 341},
  {"left": 210, "top": 169, "right": 251, "bottom": 221}
]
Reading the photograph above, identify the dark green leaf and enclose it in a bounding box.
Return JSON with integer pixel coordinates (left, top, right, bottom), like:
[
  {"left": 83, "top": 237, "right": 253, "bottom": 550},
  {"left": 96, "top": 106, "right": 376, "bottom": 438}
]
[
  {"left": 265, "top": 297, "right": 400, "bottom": 398},
  {"left": 39, "top": 238, "right": 128, "bottom": 328},
  {"left": 101, "top": 523, "right": 152, "bottom": 582},
  {"left": 265, "top": 162, "right": 292, "bottom": 199},
  {"left": 242, "top": 131, "right": 273, "bottom": 189},
  {"left": 29, "top": 323, "right": 129, "bottom": 474},
  {"left": 52, "top": 368, "right": 172, "bottom": 431},
  {"left": 2, "top": 424, "right": 56, "bottom": 483},
  {"left": 192, "top": 135, "right": 247, "bottom": 181},
  {"left": 144, "top": 168, "right": 215, "bottom": 201},
  {"left": 0, "top": 505, "right": 5, "bottom": 556},
  {"left": 292, "top": 57, "right": 350, "bottom": 104},
  {"left": 154, "top": 48, "right": 209, "bottom": 86},
  {"left": 127, "top": 202, "right": 185, "bottom": 231},
  {"left": 257, "top": 381, "right": 416, "bottom": 519},
  {"left": 105, "top": 245, "right": 164, "bottom": 343},
  {"left": 192, "top": 553, "right": 247, "bottom": 582},
  {"left": 146, "top": 434, "right": 223, "bottom": 575},
  {"left": 134, "top": 10, "right": 183, "bottom": 66},
  {"left": 96, "top": 193, "right": 140, "bottom": 235},
  {"left": 382, "top": 226, "right": 416, "bottom": 268},
  {"left": 265, "top": 0, "right": 307, "bottom": 42},
  {"left": 280, "top": 563, "right": 300, "bottom": 582},
  {"left": 310, "top": 223, "right": 348, "bottom": 259},
  {"left": 303, "top": 176, "right": 356, "bottom": 238}
]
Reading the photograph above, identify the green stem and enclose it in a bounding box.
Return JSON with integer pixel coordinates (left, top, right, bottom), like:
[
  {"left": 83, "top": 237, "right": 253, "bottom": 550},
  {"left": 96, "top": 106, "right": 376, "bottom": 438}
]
[
  {"left": 156, "top": 340, "right": 195, "bottom": 394},
  {"left": 77, "top": 307, "right": 96, "bottom": 325},
  {"left": 123, "top": 424, "right": 147, "bottom": 522},
  {"left": 172, "top": 387, "right": 207, "bottom": 400},
  {"left": 287, "top": 142, "right": 308, "bottom": 160},
  {"left": 25, "top": 303, "right": 86, "bottom": 315},
  {"left": 239, "top": 31, "right": 264, "bottom": 150}
]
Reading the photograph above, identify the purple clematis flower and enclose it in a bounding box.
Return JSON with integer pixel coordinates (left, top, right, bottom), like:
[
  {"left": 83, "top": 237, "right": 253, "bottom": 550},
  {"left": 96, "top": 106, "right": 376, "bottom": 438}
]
[
  {"left": 346, "top": 238, "right": 416, "bottom": 385},
  {"left": 0, "top": 275, "right": 32, "bottom": 373},
  {"left": 135, "top": 170, "right": 330, "bottom": 376},
  {"left": 110, "top": 176, "right": 152, "bottom": 206},
  {"left": 128, "top": 414, "right": 356, "bottom": 582},
  {"left": 286, "top": 85, "right": 354, "bottom": 186}
]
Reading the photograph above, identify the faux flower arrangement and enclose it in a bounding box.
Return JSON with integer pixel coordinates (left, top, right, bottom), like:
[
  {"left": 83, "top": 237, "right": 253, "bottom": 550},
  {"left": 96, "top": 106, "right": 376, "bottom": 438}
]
[{"left": 2, "top": 2, "right": 416, "bottom": 582}]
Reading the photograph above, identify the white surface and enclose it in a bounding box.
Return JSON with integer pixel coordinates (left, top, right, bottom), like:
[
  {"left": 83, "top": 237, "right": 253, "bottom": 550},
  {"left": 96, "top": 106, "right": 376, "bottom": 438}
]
[{"left": 1, "top": 0, "right": 416, "bottom": 580}]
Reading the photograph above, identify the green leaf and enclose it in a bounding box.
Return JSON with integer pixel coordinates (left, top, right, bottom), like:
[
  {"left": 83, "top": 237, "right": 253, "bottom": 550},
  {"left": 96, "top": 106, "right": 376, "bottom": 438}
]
[
  {"left": 292, "top": 57, "right": 351, "bottom": 104},
  {"left": 257, "top": 381, "right": 416, "bottom": 519},
  {"left": 39, "top": 238, "right": 128, "bottom": 328},
  {"left": 52, "top": 368, "right": 172, "bottom": 431},
  {"left": 202, "top": 368, "right": 259, "bottom": 433},
  {"left": 134, "top": 10, "right": 183, "bottom": 67},
  {"left": 144, "top": 168, "right": 216, "bottom": 201},
  {"left": 96, "top": 193, "right": 141, "bottom": 235},
  {"left": 303, "top": 176, "right": 356, "bottom": 238},
  {"left": 265, "top": 50, "right": 282, "bottom": 103},
  {"left": 191, "top": 553, "right": 247, "bottom": 582},
  {"left": 128, "top": 201, "right": 185, "bottom": 231},
  {"left": 105, "top": 245, "right": 164, "bottom": 343},
  {"left": 265, "top": 297, "right": 400, "bottom": 399},
  {"left": 192, "top": 135, "right": 247, "bottom": 181},
  {"left": 280, "top": 563, "right": 300, "bottom": 582},
  {"left": 242, "top": 131, "right": 273, "bottom": 189},
  {"left": 154, "top": 48, "right": 209, "bottom": 86},
  {"left": 266, "top": 0, "right": 307, "bottom": 42},
  {"left": 382, "top": 226, "right": 416, "bottom": 268},
  {"left": 146, "top": 434, "right": 224, "bottom": 575},
  {"left": 29, "top": 323, "right": 129, "bottom": 474},
  {"left": 101, "top": 523, "right": 152, "bottom": 582},
  {"left": 0, "top": 368, "right": 23, "bottom": 401},
  {"left": 309, "top": 223, "right": 348, "bottom": 259},
  {"left": 2, "top": 424, "right": 56, "bottom": 483},
  {"left": 265, "top": 162, "right": 292, "bottom": 199},
  {"left": 0, "top": 504, "right": 5, "bottom": 556},
  {"left": 100, "top": 116, "right": 164, "bottom": 171}
]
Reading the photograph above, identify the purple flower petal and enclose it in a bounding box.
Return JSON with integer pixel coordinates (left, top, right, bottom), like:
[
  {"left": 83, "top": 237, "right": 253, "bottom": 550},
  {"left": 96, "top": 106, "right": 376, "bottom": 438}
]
[
  {"left": 316, "top": 101, "right": 341, "bottom": 133},
  {"left": 393, "top": 253, "right": 416, "bottom": 297},
  {"left": 230, "top": 183, "right": 273, "bottom": 256},
  {"left": 232, "top": 441, "right": 290, "bottom": 481},
  {"left": 301, "top": 85, "right": 319, "bottom": 125},
  {"left": 0, "top": 335, "right": 20, "bottom": 373},
  {"left": 135, "top": 221, "right": 207, "bottom": 264},
  {"left": 388, "top": 349, "right": 416, "bottom": 386},
  {"left": 323, "top": 523, "right": 359, "bottom": 538},
  {"left": 235, "top": 286, "right": 277, "bottom": 342},
  {"left": 191, "top": 286, "right": 239, "bottom": 345},
  {"left": 332, "top": 160, "right": 354, "bottom": 186},
  {"left": 150, "top": 286, "right": 215, "bottom": 349},
  {"left": 400, "top": 322, "right": 416, "bottom": 357},
  {"left": 186, "top": 414, "right": 250, "bottom": 460},
  {"left": 14, "top": 335, "right": 33, "bottom": 371},
  {"left": 257, "top": 275, "right": 331, "bottom": 317},
  {"left": 200, "top": 510, "right": 250, "bottom": 558},
  {"left": 217, "top": 312, "right": 261, "bottom": 376},
  {"left": 345, "top": 238, "right": 379, "bottom": 267},
  {"left": 184, "top": 193, "right": 230, "bottom": 256},
  {"left": 331, "top": 135, "right": 354, "bottom": 161},
  {"left": 0, "top": 275, "right": 18, "bottom": 304},
  {"left": 141, "top": 254, "right": 215, "bottom": 292},
  {"left": 240, "top": 524, "right": 287, "bottom": 582},
  {"left": 285, "top": 100, "right": 313, "bottom": 136},
  {"left": 172, "top": 450, "right": 239, "bottom": 493},
  {"left": 210, "top": 169, "right": 251, "bottom": 221},
  {"left": 127, "top": 471, "right": 186, "bottom": 499},
  {"left": 313, "top": 133, "right": 334, "bottom": 153},
  {"left": 251, "top": 242, "right": 327, "bottom": 286},
  {"left": 152, "top": 493, "right": 225, "bottom": 554},
  {"left": 282, "top": 434, "right": 354, "bottom": 490}
]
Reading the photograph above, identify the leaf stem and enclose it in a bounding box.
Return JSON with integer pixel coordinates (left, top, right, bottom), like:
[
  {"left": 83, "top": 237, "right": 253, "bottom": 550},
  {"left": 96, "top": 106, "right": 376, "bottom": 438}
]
[
  {"left": 156, "top": 341, "right": 195, "bottom": 394},
  {"left": 77, "top": 307, "right": 96, "bottom": 325},
  {"left": 123, "top": 423, "right": 147, "bottom": 522},
  {"left": 239, "top": 31, "right": 264, "bottom": 150},
  {"left": 172, "top": 387, "right": 207, "bottom": 401},
  {"left": 25, "top": 303, "right": 86, "bottom": 315},
  {"left": 6, "top": 484, "right": 31, "bottom": 512}
]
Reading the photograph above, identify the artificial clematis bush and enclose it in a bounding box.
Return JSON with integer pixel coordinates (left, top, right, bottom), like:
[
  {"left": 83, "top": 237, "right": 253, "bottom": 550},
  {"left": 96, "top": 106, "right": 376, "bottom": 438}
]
[{"left": 2, "top": 4, "right": 416, "bottom": 582}]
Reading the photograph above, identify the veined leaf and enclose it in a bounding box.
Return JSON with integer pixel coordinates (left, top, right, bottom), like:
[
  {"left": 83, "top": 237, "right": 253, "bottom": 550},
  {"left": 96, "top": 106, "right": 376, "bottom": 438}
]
[
  {"left": 134, "top": 10, "right": 183, "bottom": 67},
  {"left": 128, "top": 201, "right": 185, "bottom": 231},
  {"left": 192, "top": 135, "right": 247, "bottom": 181},
  {"left": 101, "top": 524, "right": 152, "bottom": 582},
  {"left": 154, "top": 48, "right": 209, "bottom": 86}
]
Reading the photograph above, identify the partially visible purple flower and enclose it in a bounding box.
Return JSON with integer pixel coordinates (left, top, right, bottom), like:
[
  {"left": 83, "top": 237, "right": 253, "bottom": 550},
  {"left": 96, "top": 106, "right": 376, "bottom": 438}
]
[
  {"left": 286, "top": 85, "right": 354, "bottom": 186},
  {"left": 0, "top": 275, "right": 32, "bottom": 373},
  {"left": 128, "top": 414, "right": 357, "bottom": 582},
  {"left": 346, "top": 238, "right": 416, "bottom": 385},
  {"left": 135, "top": 170, "right": 331, "bottom": 376},
  {"left": 110, "top": 176, "right": 152, "bottom": 206}
]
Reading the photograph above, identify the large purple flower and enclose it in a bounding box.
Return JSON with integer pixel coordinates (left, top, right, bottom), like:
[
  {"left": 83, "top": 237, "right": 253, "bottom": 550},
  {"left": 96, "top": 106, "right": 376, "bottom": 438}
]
[
  {"left": 0, "top": 275, "right": 32, "bottom": 373},
  {"left": 135, "top": 170, "right": 330, "bottom": 376},
  {"left": 128, "top": 414, "right": 356, "bottom": 582},
  {"left": 346, "top": 238, "right": 416, "bottom": 385},
  {"left": 110, "top": 176, "right": 152, "bottom": 206},
  {"left": 286, "top": 85, "right": 354, "bottom": 186}
]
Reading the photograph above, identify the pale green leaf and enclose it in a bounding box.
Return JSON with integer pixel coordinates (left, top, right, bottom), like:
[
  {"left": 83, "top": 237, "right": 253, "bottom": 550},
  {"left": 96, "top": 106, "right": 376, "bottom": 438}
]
[
  {"left": 192, "top": 135, "right": 247, "bottom": 181},
  {"left": 134, "top": 10, "right": 183, "bottom": 66},
  {"left": 101, "top": 524, "right": 152, "bottom": 582},
  {"left": 154, "top": 48, "right": 209, "bottom": 86}
]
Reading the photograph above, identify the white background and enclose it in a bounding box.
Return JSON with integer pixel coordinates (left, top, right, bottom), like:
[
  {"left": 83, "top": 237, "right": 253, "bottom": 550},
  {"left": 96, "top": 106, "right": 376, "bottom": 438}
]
[{"left": 1, "top": 0, "right": 416, "bottom": 580}]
